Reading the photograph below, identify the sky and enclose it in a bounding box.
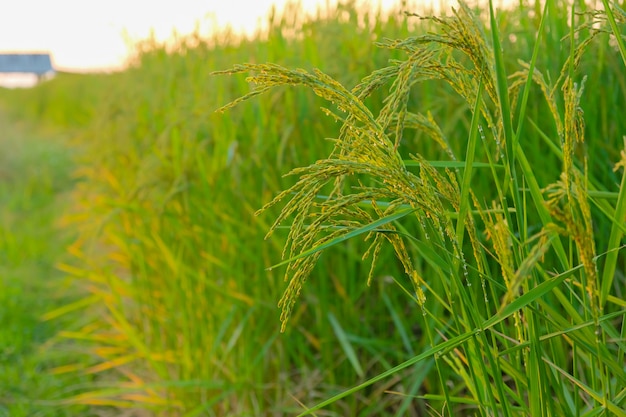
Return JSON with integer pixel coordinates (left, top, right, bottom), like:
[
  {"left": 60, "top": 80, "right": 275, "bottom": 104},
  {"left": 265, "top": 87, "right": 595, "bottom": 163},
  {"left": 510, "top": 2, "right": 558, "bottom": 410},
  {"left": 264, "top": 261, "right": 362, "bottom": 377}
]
[
  {"left": 0, "top": 0, "right": 418, "bottom": 73},
  {"left": 0, "top": 0, "right": 517, "bottom": 80}
]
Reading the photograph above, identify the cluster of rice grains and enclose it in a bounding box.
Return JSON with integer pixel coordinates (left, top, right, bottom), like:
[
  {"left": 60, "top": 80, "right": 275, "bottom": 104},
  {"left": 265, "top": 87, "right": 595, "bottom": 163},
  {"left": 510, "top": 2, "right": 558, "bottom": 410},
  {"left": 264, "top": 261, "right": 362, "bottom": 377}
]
[{"left": 217, "top": 1, "right": 626, "bottom": 415}]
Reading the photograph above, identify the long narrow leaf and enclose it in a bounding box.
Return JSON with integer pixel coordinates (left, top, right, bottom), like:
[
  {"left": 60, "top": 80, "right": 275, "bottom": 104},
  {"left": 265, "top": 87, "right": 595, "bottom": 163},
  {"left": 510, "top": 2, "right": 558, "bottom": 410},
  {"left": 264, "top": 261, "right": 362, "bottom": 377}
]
[
  {"left": 456, "top": 77, "right": 483, "bottom": 248},
  {"left": 328, "top": 313, "right": 364, "bottom": 377},
  {"left": 298, "top": 267, "right": 571, "bottom": 416},
  {"left": 296, "top": 332, "right": 474, "bottom": 416},
  {"left": 403, "top": 160, "right": 501, "bottom": 169},
  {"left": 268, "top": 207, "right": 417, "bottom": 270}
]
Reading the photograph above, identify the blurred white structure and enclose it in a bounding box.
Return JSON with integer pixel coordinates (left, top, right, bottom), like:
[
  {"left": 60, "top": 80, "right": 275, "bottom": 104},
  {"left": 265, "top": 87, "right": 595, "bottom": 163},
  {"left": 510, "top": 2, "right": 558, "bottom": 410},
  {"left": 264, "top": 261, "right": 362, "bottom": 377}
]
[{"left": 0, "top": 53, "right": 55, "bottom": 88}]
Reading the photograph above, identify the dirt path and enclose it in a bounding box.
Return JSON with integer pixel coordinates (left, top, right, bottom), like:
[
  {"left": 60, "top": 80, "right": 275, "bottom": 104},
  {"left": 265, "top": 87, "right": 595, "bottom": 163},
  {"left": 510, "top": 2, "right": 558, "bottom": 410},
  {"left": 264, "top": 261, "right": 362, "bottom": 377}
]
[{"left": 0, "top": 111, "right": 91, "bottom": 416}]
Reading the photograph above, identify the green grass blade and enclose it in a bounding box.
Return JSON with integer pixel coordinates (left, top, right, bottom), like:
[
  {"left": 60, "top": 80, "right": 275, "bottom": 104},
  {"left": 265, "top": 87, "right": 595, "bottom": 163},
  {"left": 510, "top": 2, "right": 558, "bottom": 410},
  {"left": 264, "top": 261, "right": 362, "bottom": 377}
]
[
  {"left": 489, "top": 0, "right": 516, "bottom": 174},
  {"left": 529, "top": 119, "right": 626, "bottom": 234},
  {"left": 545, "top": 359, "right": 626, "bottom": 417},
  {"left": 600, "top": 158, "right": 626, "bottom": 306},
  {"left": 296, "top": 331, "right": 475, "bottom": 416},
  {"left": 298, "top": 263, "right": 572, "bottom": 416},
  {"left": 455, "top": 77, "right": 483, "bottom": 248},
  {"left": 515, "top": 145, "right": 569, "bottom": 267},
  {"left": 513, "top": 0, "right": 549, "bottom": 139},
  {"left": 382, "top": 292, "right": 414, "bottom": 355},
  {"left": 403, "top": 160, "right": 502, "bottom": 169},
  {"left": 599, "top": 0, "right": 626, "bottom": 306},
  {"left": 488, "top": 265, "right": 572, "bottom": 329},
  {"left": 328, "top": 312, "right": 364, "bottom": 378},
  {"left": 601, "top": 0, "right": 626, "bottom": 68},
  {"left": 41, "top": 294, "right": 101, "bottom": 321}
]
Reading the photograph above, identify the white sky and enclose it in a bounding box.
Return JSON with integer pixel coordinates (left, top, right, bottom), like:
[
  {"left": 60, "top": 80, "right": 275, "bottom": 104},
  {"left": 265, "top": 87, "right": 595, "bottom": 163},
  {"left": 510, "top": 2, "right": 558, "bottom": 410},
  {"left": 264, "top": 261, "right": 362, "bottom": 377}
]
[
  {"left": 0, "top": 0, "right": 418, "bottom": 72},
  {"left": 0, "top": 0, "right": 516, "bottom": 73}
]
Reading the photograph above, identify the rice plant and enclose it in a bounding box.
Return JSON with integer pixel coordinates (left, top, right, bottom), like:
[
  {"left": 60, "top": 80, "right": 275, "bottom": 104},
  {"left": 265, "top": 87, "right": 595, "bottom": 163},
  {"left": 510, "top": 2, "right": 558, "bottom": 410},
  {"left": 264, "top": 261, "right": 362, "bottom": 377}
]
[
  {"left": 3, "top": 0, "right": 625, "bottom": 415},
  {"left": 216, "top": 1, "right": 626, "bottom": 415},
  {"left": 37, "top": 3, "right": 426, "bottom": 416}
]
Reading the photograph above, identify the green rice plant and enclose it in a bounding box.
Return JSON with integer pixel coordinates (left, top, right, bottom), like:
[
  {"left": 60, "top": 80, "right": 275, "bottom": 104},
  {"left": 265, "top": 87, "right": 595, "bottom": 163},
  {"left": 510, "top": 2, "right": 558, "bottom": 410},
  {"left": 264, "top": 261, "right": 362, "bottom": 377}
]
[
  {"left": 3, "top": 0, "right": 625, "bottom": 415},
  {"left": 0, "top": 72, "right": 116, "bottom": 130},
  {"left": 217, "top": 1, "right": 626, "bottom": 415},
  {"left": 47, "top": 2, "right": 439, "bottom": 415}
]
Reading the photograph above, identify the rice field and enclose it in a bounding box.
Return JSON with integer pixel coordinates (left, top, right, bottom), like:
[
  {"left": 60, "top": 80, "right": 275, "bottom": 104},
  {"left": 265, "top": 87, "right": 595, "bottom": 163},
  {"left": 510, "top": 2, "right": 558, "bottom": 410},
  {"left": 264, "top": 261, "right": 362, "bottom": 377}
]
[{"left": 0, "top": 1, "right": 625, "bottom": 416}]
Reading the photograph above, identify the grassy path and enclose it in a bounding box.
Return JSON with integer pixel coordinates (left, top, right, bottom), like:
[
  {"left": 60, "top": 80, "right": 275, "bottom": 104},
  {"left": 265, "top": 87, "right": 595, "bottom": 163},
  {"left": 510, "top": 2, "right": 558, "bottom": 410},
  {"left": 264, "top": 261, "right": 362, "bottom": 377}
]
[{"left": 0, "top": 111, "right": 90, "bottom": 416}]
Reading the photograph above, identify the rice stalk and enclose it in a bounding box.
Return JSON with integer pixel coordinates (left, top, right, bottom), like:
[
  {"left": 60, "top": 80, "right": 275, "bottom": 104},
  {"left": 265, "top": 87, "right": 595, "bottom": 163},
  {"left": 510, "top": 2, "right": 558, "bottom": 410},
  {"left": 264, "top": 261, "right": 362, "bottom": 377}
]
[{"left": 218, "top": 1, "right": 626, "bottom": 414}]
